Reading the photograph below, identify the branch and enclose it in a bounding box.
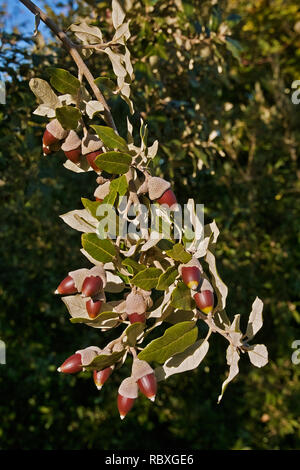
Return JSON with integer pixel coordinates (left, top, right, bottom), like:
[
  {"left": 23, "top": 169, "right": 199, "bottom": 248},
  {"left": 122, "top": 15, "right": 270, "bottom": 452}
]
[{"left": 18, "top": 0, "right": 117, "bottom": 131}]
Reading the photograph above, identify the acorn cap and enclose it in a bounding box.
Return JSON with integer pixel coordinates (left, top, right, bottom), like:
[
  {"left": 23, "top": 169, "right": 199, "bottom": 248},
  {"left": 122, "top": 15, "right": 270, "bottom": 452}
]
[
  {"left": 75, "top": 345, "right": 102, "bottom": 367},
  {"left": 96, "top": 176, "right": 110, "bottom": 185},
  {"left": 81, "top": 133, "right": 103, "bottom": 155},
  {"left": 61, "top": 130, "right": 81, "bottom": 152},
  {"left": 131, "top": 359, "right": 154, "bottom": 381},
  {"left": 46, "top": 119, "right": 69, "bottom": 140},
  {"left": 88, "top": 265, "right": 107, "bottom": 288},
  {"left": 68, "top": 268, "right": 90, "bottom": 292},
  {"left": 94, "top": 181, "right": 110, "bottom": 200},
  {"left": 118, "top": 377, "right": 138, "bottom": 399},
  {"left": 178, "top": 257, "right": 203, "bottom": 276},
  {"left": 200, "top": 278, "right": 214, "bottom": 293},
  {"left": 126, "top": 292, "right": 147, "bottom": 315},
  {"left": 139, "top": 289, "right": 153, "bottom": 309},
  {"left": 148, "top": 177, "right": 171, "bottom": 200}
]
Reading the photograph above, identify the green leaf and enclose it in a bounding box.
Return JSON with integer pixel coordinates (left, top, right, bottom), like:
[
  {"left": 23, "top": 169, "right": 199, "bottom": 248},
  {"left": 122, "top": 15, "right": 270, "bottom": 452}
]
[
  {"left": 81, "top": 198, "right": 102, "bottom": 219},
  {"left": 56, "top": 106, "right": 81, "bottom": 130},
  {"left": 225, "top": 37, "right": 243, "bottom": 61},
  {"left": 81, "top": 233, "right": 116, "bottom": 263},
  {"left": 166, "top": 243, "right": 192, "bottom": 263},
  {"left": 91, "top": 125, "right": 128, "bottom": 151},
  {"left": 138, "top": 321, "right": 198, "bottom": 363},
  {"left": 131, "top": 267, "right": 163, "bottom": 290},
  {"left": 83, "top": 350, "right": 125, "bottom": 370},
  {"left": 47, "top": 67, "right": 80, "bottom": 95},
  {"left": 157, "top": 266, "right": 178, "bottom": 290},
  {"left": 110, "top": 175, "right": 128, "bottom": 195},
  {"left": 70, "top": 311, "right": 119, "bottom": 327},
  {"left": 102, "top": 190, "right": 117, "bottom": 206},
  {"left": 95, "top": 151, "right": 132, "bottom": 175},
  {"left": 124, "top": 322, "right": 145, "bottom": 347},
  {"left": 122, "top": 258, "right": 147, "bottom": 274},
  {"left": 94, "top": 77, "right": 116, "bottom": 92},
  {"left": 171, "top": 282, "right": 192, "bottom": 310}
]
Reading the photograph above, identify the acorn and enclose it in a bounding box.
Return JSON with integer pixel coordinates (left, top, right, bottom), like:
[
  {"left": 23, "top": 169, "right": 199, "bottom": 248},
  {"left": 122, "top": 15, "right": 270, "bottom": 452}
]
[
  {"left": 43, "top": 119, "right": 68, "bottom": 146},
  {"left": 128, "top": 312, "right": 146, "bottom": 324},
  {"left": 117, "top": 377, "right": 138, "bottom": 420},
  {"left": 180, "top": 258, "right": 203, "bottom": 290},
  {"left": 86, "top": 151, "right": 103, "bottom": 171},
  {"left": 93, "top": 367, "right": 113, "bottom": 390},
  {"left": 86, "top": 298, "right": 103, "bottom": 318},
  {"left": 61, "top": 130, "right": 81, "bottom": 163},
  {"left": 147, "top": 176, "right": 177, "bottom": 209},
  {"left": 156, "top": 188, "right": 177, "bottom": 208},
  {"left": 94, "top": 181, "right": 110, "bottom": 202},
  {"left": 81, "top": 133, "right": 103, "bottom": 171},
  {"left": 194, "top": 289, "right": 214, "bottom": 314},
  {"left": 55, "top": 275, "right": 78, "bottom": 295},
  {"left": 82, "top": 275, "right": 103, "bottom": 297},
  {"left": 125, "top": 291, "right": 147, "bottom": 315},
  {"left": 132, "top": 359, "right": 157, "bottom": 401},
  {"left": 57, "top": 353, "right": 82, "bottom": 374}
]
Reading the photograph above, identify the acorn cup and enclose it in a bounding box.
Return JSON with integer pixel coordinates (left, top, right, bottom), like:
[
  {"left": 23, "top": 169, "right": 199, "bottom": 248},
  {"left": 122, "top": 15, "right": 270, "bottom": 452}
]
[
  {"left": 57, "top": 353, "right": 82, "bottom": 374},
  {"left": 147, "top": 176, "right": 177, "bottom": 209},
  {"left": 132, "top": 359, "right": 157, "bottom": 402},
  {"left": 43, "top": 119, "right": 68, "bottom": 146},
  {"left": 94, "top": 181, "right": 110, "bottom": 202},
  {"left": 117, "top": 377, "right": 138, "bottom": 420},
  {"left": 93, "top": 367, "right": 113, "bottom": 390},
  {"left": 81, "top": 133, "right": 104, "bottom": 171},
  {"left": 61, "top": 130, "right": 82, "bottom": 163}
]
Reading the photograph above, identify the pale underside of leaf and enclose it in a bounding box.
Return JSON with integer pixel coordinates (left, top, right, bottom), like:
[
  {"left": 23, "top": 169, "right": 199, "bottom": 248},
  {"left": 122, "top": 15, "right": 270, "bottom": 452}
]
[
  {"left": 246, "top": 297, "right": 264, "bottom": 340},
  {"left": 155, "top": 339, "right": 209, "bottom": 381},
  {"left": 218, "top": 347, "right": 240, "bottom": 403}
]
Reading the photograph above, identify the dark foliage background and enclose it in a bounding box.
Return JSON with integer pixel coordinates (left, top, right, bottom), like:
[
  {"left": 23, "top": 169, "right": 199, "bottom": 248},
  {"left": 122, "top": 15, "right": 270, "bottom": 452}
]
[{"left": 0, "top": 0, "right": 299, "bottom": 449}]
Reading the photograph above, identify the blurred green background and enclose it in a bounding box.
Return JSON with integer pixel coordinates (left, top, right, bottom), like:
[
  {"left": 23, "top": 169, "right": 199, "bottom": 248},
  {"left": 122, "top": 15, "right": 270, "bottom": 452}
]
[{"left": 0, "top": 0, "right": 299, "bottom": 450}]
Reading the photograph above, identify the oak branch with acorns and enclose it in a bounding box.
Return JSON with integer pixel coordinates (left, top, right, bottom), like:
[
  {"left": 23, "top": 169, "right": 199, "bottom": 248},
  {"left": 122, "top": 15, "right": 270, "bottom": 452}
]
[{"left": 20, "top": 0, "right": 268, "bottom": 419}]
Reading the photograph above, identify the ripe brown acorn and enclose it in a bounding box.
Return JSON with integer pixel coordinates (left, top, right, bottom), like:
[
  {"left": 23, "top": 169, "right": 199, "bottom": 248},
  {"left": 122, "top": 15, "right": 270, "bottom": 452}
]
[
  {"left": 43, "top": 128, "right": 59, "bottom": 146},
  {"left": 194, "top": 290, "right": 214, "bottom": 314},
  {"left": 56, "top": 275, "right": 77, "bottom": 295},
  {"left": 64, "top": 148, "right": 81, "bottom": 163},
  {"left": 43, "top": 119, "right": 68, "bottom": 146},
  {"left": 93, "top": 367, "right": 113, "bottom": 390},
  {"left": 86, "top": 150, "right": 103, "bottom": 171},
  {"left": 137, "top": 373, "right": 157, "bottom": 401},
  {"left": 57, "top": 353, "right": 82, "bottom": 374},
  {"left": 86, "top": 299, "right": 102, "bottom": 318},
  {"left": 128, "top": 312, "right": 146, "bottom": 324},
  {"left": 117, "top": 377, "right": 138, "bottom": 420},
  {"left": 156, "top": 188, "right": 177, "bottom": 208},
  {"left": 181, "top": 266, "right": 202, "bottom": 290},
  {"left": 61, "top": 131, "right": 82, "bottom": 163},
  {"left": 117, "top": 395, "right": 136, "bottom": 420},
  {"left": 81, "top": 276, "right": 103, "bottom": 297}
]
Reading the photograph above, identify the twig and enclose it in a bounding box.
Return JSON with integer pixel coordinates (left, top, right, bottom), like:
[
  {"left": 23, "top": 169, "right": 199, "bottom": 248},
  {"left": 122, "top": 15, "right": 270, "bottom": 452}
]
[{"left": 18, "top": 0, "right": 117, "bottom": 131}]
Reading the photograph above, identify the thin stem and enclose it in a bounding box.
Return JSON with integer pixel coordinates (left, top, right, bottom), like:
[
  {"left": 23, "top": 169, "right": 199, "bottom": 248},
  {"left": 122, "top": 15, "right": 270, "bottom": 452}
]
[{"left": 18, "top": 0, "right": 117, "bottom": 131}]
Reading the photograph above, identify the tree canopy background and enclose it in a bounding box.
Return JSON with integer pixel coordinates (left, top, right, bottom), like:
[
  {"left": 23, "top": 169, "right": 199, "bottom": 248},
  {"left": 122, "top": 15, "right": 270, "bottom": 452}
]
[{"left": 0, "top": 0, "right": 299, "bottom": 450}]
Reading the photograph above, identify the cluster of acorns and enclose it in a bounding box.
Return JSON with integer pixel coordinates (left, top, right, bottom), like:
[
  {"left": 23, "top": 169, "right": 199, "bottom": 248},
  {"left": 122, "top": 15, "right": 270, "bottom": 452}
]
[
  {"left": 55, "top": 258, "right": 214, "bottom": 419},
  {"left": 56, "top": 266, "right": 106, "bottom": 318},
  {"left": 42, "top": 119, "right": 179, "bottom": 210},
  {"left": 179, "top": 258, "right": 215, "bottom": 315},
  {"left": 42, "top": 118, "right": 103, "bottom": 170},
  {"left": 57, "top": 351, "right": 157, "bottom": 420}
]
